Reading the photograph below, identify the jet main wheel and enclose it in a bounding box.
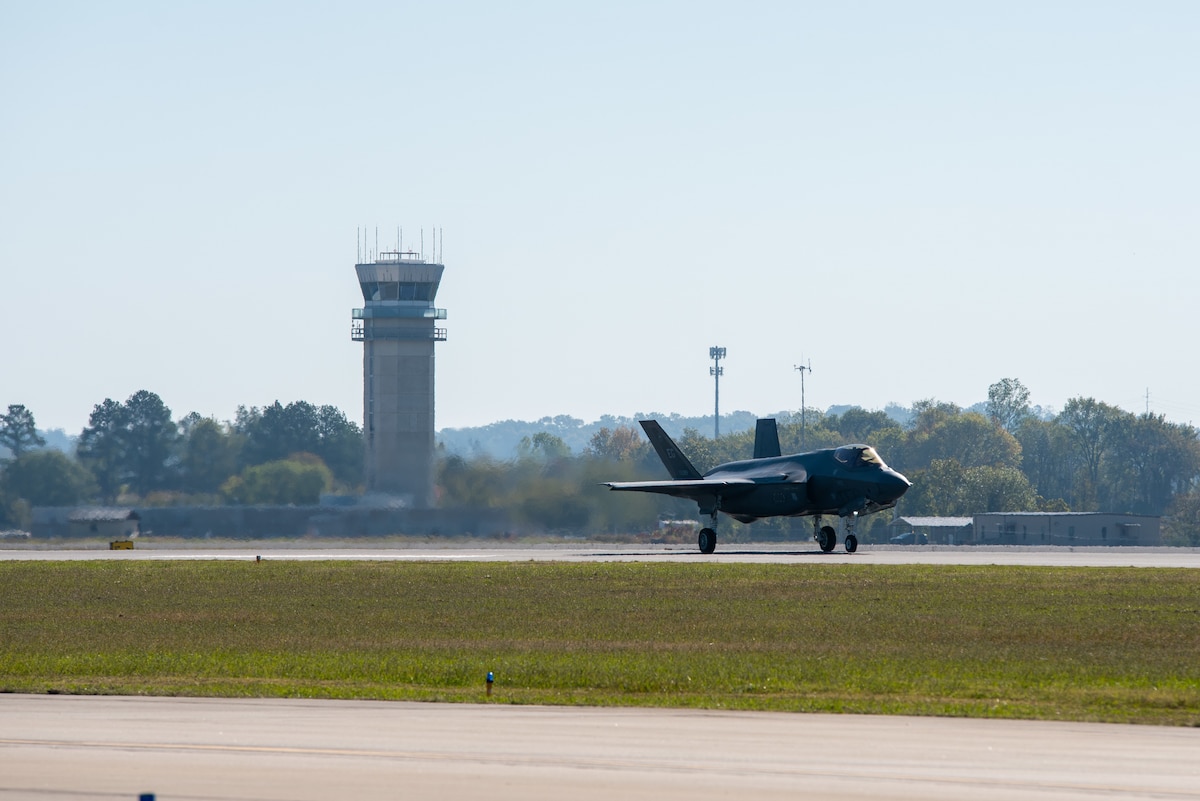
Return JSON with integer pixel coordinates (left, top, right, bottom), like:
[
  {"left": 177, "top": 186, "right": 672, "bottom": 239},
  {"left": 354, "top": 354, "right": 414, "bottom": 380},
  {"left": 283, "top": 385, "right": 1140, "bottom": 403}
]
[
  {"left": 845, "top": 534, "right": 858, "bottom": 553},
  {"left": 819, "top": 525, "right": 837, "bottom": 553},
  {"left": 698, "top": 528, "right": 717, "bottom": 554}
]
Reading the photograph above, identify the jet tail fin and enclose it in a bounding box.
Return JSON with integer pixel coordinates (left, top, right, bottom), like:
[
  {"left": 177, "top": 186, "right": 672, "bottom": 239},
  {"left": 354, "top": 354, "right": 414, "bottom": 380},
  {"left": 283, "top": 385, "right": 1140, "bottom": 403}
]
[
  {"left": 639, "top": 420, "right": 703, "bottom": 480},
  {"left": 753, "top": 418, "right": 781, "bottom": 459}
]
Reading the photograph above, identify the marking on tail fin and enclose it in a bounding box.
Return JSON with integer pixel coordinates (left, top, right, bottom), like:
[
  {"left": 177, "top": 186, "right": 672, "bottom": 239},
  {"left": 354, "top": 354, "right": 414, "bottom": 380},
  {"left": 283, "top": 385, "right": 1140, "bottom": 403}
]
[{"left": 639, "top": 420, "right": 702, "bottom": 480}]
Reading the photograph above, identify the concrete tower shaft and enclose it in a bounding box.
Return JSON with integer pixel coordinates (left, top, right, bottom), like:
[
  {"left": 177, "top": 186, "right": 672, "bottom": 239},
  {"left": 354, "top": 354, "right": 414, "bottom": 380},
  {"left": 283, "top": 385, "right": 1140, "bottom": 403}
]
[{"left": 351, "top": 252, "right": 447, "bottom": 506}]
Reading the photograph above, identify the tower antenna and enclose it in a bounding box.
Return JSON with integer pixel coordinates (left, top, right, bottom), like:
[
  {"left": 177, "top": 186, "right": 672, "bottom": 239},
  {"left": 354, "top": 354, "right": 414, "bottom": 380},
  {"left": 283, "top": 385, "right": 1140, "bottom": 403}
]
[
  {"left": 709, "top": 346, "right": 727, "bottom": 439},
  {"left": 794, "top": 360, "right": 813, "bottom": 450}
]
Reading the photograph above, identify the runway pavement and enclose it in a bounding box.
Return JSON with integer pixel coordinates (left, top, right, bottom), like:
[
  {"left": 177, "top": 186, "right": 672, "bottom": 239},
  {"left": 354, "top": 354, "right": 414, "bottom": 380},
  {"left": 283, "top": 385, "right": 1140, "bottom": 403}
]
[
  {"left": 4, "top": 542, "right": 1200, "bottom": 567},
  {"left": 3, "top": 694, "right": 1199, "bottom": 801}
]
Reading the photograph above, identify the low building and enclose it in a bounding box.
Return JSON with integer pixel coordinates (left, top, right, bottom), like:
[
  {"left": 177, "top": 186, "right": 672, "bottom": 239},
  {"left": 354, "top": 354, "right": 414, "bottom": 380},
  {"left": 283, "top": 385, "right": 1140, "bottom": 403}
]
[
  {"left": 891, "top": 516, "right": 974, "bottom": 544},
  {"left": 888, "top": 513, "right": 1161, "bottom": 546},
  {"left": 973, "top": 512, "right": 1160, "bottom": 546},
  {"left": 67, "top": 508, "right": 141, "bottom": 540}
]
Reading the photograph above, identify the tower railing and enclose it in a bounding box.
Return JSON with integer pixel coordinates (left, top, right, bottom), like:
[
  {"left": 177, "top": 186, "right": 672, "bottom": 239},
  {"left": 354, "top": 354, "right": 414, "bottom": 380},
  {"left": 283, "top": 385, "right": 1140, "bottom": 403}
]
[{"left": 352, "top": 324, "right": 447, "bottom": 342}]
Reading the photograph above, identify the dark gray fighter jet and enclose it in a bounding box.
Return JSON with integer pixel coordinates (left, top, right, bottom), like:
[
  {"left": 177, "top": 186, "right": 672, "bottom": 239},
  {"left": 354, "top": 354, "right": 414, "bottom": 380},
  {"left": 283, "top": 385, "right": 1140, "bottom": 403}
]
[{"left": 605, "top": 419, "right": 911, "bottom": 554}]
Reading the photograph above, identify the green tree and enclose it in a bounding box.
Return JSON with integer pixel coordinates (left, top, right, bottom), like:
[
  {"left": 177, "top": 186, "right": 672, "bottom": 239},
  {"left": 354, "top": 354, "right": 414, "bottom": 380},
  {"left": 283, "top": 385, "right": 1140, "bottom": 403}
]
[
  {"left": 77, "top": 399, "right": 128, "bottom": 503},
  {"left": 314, "top": 405, "right": 363, "bottom": 487},
  {"left": 675, "top": 428, "right": 717, "bottom": 474},
  {"left": 1015, "top": 417, "right": 1078, "bottom": 508},
  {"left": 0, "top": 490, "right": 28, "bottom": 530},
  {"left": 236, "top": 402, "right": 362, "bottom": 486},
  {"left": 516, "top": 478, "right": 591, "bottom": 531},
  {"left": 78, "top": 392, "right": 179, "bottom": 501},
  {"left": 437, "top": 454, "right": 509, "bottom": 508},
  {"left": 903, "top": 458, "right": 1038, "bottom": 516},
  {"left": 986, "top": 378, "right": 1032, "bottom": 431},
  {"left": 578, "top": 456, "right": 665, "bottom": 533},
  {"left": 517, "top": 432, "right": 571, "bottom": 461},
  {"left": 586, "top": 426, "right": 650, "bottom": 463},
  {"left": 901, "top": 459, "right": 967, "bottom": 516},
  {"left": 908, "top": 399, "right": 962, "bottom": 432},
  {"left": 831, "top": 407, "right": 900, "bottom": 443},
  {"left": 1057, "top": 397, "right": 1122, "bottom": 510},
  {"left": 960, "top": 465, "right": 1040, "bottom": 513},
  {"left": 1102, "top": 413, "right": 1200, "bottom": 515},
  {"left": 902, "top": 405, "right": 1021, "bottom": 470},
  {"left": 179, "top": 416, "right": 242, "bottom": 495},
  {"left": 0, "top": 404, "right": 46, "bottom": 459},
  {"left": 122, "top": 390, "right": 179, "bottom": 496},
  {"left": 237, "top": 401, "right": 318, "bottom": 467},
  {"left": 1, "top": 450, "right": 96, "bottom": 509},
  {"left": 1164, "top": 487, "right": 1200, "bottom": 546},
  {"left": 223, "top": 457, "right": 333, "bottom": 505}
]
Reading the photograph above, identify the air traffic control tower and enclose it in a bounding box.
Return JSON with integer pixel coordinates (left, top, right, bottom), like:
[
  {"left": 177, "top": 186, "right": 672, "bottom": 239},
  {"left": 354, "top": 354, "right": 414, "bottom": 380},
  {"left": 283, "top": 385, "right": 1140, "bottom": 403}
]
[{"left": 351, "top": 250, "right": 447, "bottom": 507}]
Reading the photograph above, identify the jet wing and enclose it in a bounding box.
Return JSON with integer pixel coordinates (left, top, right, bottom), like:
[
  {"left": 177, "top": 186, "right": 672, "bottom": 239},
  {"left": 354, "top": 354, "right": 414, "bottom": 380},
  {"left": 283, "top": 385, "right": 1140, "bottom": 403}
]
[{"left": 604, "top": 478, "right": 759, "bottom": 500}]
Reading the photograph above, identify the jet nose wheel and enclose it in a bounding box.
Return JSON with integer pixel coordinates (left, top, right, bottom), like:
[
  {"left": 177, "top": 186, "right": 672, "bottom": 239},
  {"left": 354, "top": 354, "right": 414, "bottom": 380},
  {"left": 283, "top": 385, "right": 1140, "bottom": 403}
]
[
  {"left": 698, "top": 528, "right": 717, "bottom": 554},
  {"left": 845, "top": 534, "right": 858, "bottom": 553}
]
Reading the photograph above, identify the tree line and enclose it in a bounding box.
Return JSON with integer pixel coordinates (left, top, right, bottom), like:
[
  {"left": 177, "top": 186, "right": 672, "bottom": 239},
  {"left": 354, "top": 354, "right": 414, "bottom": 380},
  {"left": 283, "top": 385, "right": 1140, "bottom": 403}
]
[
  {"left": 3, "top": 378, "right": 1199, "bottom": 544},
  {"left": 435, "top": 379, "right": 1200, "bottom": 544},
  {"left": 0, "top": 394, "right": 363, "bottom": 529}
]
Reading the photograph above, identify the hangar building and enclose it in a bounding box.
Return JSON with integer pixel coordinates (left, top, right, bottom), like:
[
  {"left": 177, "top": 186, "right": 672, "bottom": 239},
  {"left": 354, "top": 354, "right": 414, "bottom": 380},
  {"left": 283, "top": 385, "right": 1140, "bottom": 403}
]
[{"left": 893, "top": 512, "right": 1161, "bottom": 546}]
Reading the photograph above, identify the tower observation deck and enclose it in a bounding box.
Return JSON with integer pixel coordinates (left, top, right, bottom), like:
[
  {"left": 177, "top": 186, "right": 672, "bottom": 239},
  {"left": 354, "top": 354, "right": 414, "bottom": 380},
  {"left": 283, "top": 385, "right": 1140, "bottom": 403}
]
[{"left": 352, "top": 250, "right": 447, "bottom": 506}]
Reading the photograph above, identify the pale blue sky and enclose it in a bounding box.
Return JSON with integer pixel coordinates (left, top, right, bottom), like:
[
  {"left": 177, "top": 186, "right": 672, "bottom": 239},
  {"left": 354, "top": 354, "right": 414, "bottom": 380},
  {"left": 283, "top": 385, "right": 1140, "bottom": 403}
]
[{"left": 3, "top": 1, "right": 1198, "bottom": 435}]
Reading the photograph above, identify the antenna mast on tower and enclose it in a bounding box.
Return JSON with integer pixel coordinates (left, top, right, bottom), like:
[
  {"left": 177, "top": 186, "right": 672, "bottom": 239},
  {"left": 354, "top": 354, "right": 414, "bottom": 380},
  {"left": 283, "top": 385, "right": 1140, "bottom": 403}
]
[
  {"left": 710, "top": 346, "right": 726, "bottom": 439},
  {"left": 794, "top": 360, "right": 813, "bottom": 450}
]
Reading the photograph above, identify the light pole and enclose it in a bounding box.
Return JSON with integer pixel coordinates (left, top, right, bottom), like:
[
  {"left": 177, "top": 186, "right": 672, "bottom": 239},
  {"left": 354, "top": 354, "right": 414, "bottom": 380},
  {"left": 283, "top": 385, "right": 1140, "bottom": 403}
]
[
  {"left": 794, "top": 360, "right": 812, "bottom": 450},
  {"left": 710, "top": 346, "right": 726, "bottom": 439}
]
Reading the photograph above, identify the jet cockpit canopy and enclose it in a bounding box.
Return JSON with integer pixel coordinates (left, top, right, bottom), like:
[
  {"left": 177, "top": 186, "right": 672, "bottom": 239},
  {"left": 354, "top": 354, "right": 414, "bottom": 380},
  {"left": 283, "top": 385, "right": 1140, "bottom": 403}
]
[{"left": 834, "top": 445, "right": 888, "bottom": 470}]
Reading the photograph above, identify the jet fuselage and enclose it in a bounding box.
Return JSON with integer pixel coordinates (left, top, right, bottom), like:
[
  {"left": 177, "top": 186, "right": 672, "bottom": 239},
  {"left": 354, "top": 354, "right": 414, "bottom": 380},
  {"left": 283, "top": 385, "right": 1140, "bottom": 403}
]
[{"left": 704, "top": 446, "right": 911, "bottom": 523}]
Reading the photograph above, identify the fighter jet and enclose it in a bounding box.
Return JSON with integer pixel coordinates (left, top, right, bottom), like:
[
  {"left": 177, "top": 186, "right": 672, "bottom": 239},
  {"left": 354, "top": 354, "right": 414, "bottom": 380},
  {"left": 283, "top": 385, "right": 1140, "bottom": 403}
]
[{"left": 604, "top": 419, "right": 911, "bottom": 554}]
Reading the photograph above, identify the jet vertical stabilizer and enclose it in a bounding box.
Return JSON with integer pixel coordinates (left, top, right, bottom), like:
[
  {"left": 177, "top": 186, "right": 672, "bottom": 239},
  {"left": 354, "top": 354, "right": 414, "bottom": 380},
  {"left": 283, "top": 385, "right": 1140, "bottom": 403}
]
[
  {"left": 753, "top": 419, "right": 781, "bottom": 459},
  {"left": 639, "top": 420, "right": 702, "bottom": 480}
]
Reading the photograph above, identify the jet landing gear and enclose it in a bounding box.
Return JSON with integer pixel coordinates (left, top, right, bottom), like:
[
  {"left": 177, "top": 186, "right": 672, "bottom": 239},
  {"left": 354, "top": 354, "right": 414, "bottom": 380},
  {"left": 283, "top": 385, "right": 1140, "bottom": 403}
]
[
  {"left": 812, "top": 515, "right": 859, "bottom": 554},
  {"left": 813, "top": 516, "right": 836, "bottom": 552},
  {"left": 844, "top": 511, "right": 860, "bottom": 554},
  {"left": 697, "top": 512, "right": 719, "bottom": 554}
]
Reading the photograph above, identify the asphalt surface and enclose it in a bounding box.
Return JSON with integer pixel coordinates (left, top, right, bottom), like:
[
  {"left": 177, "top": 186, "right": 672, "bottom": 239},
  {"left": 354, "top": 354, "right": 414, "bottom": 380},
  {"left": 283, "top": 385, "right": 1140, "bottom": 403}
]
[
  {"left": 5, "top": 542, "right": 1200, "bottom": 567},
  {"left": 4, "top": 695, "right": 1200, "bottom": 801}
]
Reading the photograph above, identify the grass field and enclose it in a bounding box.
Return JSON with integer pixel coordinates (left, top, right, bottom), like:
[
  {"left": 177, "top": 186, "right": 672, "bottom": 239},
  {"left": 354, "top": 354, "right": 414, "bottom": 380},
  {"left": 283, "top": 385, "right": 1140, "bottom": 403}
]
[{"left": 1, "top": 561, "right": 1198, "bottom": 725}]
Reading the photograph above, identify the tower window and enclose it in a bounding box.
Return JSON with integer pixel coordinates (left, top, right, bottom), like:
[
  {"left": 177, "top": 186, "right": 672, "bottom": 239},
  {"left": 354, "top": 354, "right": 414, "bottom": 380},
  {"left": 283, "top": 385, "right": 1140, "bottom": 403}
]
[{"left": 360, "top": 282, "right": 435, "bottom": 302}]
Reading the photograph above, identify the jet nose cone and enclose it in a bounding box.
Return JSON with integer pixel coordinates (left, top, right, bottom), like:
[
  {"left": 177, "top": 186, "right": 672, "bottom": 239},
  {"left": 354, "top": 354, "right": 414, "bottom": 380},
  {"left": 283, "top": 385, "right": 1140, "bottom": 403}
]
[{"left": 883, "top": 469, "right": 912, "bottom": 500}]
